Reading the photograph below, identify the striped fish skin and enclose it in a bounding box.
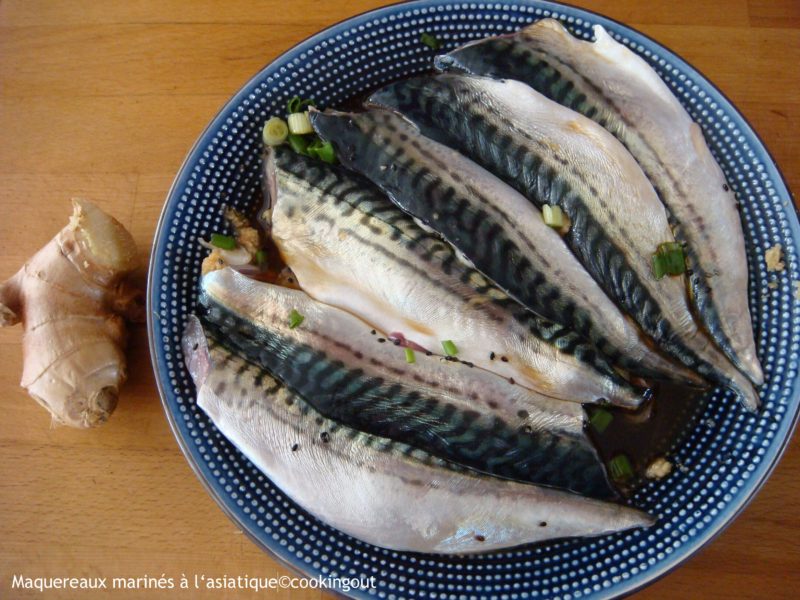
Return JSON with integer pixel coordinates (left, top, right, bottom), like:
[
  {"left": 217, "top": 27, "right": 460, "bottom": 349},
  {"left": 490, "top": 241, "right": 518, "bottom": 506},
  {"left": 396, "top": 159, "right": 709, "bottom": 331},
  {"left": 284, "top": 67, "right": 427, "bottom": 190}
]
[
  {"left": 435, "top": 19, "right": 762, "bottom": 386},
  {"left": 265, "top": 145, "right": 644, "bottom": 408},
  {"left": 198, "top": 268, "right": 615, "bottom": 498},
  {"left": 310, "top": 107, "right": 697, "bottom": 387},
  {"left": 366, "top": 76, "right": 758, "bottom": 411},
  {"left": 183, "top": 316, "right": 653, "bottom": 553}
]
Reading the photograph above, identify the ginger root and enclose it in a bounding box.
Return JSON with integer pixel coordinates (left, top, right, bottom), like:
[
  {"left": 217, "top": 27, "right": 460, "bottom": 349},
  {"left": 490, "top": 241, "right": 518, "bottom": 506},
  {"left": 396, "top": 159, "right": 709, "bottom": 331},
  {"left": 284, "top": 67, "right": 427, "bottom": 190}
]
[{"left": 0, "top": 199, "right": 141, "bottom": 428}]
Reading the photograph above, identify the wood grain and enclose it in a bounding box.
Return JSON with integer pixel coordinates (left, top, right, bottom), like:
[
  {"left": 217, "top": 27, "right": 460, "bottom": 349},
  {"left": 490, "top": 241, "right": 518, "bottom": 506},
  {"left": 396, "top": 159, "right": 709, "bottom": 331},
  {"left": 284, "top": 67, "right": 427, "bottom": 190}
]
[{"left": 0, "top": 1, "right": 798, "bottom": 598}]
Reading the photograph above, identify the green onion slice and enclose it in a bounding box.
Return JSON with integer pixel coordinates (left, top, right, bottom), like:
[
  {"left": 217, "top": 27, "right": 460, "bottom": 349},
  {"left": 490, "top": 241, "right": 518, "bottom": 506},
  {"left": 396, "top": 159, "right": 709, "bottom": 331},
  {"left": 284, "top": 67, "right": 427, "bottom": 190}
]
[
  {"left": 288, "top": 309, "right": 304, "bottom": 329},
  {"left": 262, "top": 117, "right": 289, "bottom": 146},
  {"left": 608, "top": 454, "right": 634, "bottom": 481},
  {"left": 307, "top": 139, "right": 336, "bottom": 163},
  {"left": 441, "top": 340, "right": 458, "bottom": 356},
  {"left": 542, "top": 204, "right": 565, "bottom": 229},
  {"left": 652, "top": 241, "right": 686, "bottom": 279},
  {"left": 660, "top": 242, "right": 686, "bottom": 274},
  {"left": 316, "top": 142, "right": 336, "bottom": 163},
  {"left": 288, "top": 111, "right": 314, "bottom": 135},
  {"left": 287, "top": 134, "right": 310, "bottom": 155},
  {"left": 287, "top": 96, "right": 316, "bottom": 114},
  {"left": 210, "top": 233, "right": 236, "bottom": 250},
  {"left": 652, "top": 253, "right": 667, "bottom": 279},
  {"left": 589, "top": 408, "right": 613, "bottom": 434},
  {"left": 405, "top": 348, "right": 416, "bottom": 364},
  {"left": 255, "top": 249, "right": 267, "bottom": 267},
  {"left": 420, "top": 32, "right": 442, "bottom": 50}
]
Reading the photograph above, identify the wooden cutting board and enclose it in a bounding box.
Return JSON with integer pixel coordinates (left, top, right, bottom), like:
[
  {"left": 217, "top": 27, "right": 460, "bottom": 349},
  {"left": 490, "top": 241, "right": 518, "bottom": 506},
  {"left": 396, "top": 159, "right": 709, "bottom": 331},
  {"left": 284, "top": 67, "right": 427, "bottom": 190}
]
[{"left": 1, "top": 1, "right": 798, "bottom": 598}]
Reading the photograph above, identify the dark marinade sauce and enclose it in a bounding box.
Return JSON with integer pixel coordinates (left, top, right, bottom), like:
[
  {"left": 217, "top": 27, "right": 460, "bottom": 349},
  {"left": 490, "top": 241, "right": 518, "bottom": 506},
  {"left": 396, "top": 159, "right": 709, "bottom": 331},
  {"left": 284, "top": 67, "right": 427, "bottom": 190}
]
[{"left": 589, "top": 383, "right": 708, "bottom": 495}]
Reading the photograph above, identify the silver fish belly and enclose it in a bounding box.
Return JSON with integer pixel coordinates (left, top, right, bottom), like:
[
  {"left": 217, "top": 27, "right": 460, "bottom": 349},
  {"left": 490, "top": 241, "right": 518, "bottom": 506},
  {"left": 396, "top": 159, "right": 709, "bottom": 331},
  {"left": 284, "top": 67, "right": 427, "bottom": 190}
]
[
  {"left": 265, "top": 145, "right": 644, "bottom": 408},
  {"left": 310, "top": 107, "right": 696, "bottom": 387},
  {"left": 366, "top": 75, "right": 758, "bottom": 411},
  {"left": 435, "top": 19, "right": 762, "bottom": 386},
  {"left": 198, "top": 268, "right": 615, "bottom": 497},
  {"left": 183, "top": 316, "right": 653, "bottom": 553}
]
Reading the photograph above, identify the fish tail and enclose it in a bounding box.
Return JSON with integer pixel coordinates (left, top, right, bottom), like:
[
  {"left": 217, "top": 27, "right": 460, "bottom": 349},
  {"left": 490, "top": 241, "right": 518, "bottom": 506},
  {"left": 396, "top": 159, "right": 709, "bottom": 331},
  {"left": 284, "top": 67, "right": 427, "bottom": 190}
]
[
  {"left": 685, "top": 260, "right": 764, "bottom": 386},
  {"left": 723, "top": 368, "right": 761, "bottom": 413},
  {"left": 182, "top": 315, "right": 211, "bottom": 388}
]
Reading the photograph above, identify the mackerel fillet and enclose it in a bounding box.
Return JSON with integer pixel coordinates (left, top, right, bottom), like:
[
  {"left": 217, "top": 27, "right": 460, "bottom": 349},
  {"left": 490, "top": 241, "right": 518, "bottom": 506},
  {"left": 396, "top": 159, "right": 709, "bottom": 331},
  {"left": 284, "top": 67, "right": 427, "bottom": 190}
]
[
  {"left": 183, "top": 315, "right": 653, "bottom": 553},
  {"left": 311, "top": 107, "right": 699, "bottom": 388},
  {"left": 265, "top": 146, "right": 644, "bottom": 407},
  {"left": 199, "top": 268, "right": 616, "bottom": 497},
  {"left": 435, "top": 19, "right": 762, "bottom": 386},
  {"left": 367, "top": 77, "right": 758, "bottom": 410}
]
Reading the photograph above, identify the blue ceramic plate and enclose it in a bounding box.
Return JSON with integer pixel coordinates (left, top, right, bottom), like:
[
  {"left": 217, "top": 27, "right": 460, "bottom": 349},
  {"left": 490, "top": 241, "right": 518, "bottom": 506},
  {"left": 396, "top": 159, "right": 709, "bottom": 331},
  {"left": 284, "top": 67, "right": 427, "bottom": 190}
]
[{"left": 148, "top": 1, "right": 798, "bottom": 597}]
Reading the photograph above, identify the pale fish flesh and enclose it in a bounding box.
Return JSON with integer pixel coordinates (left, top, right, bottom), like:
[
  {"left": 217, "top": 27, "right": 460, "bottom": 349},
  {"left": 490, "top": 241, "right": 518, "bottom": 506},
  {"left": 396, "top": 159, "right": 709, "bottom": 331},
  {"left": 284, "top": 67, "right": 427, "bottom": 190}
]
[
  {"left": 264, "top": 145, "right": 644, "bottom": 408},
  {"left": 435, "top": 19, "right": 762, "bottom": 385},
  {"left": 310, "top": 107, "right": 699, "bottom": 388},
  {"left": 198, "top": 268, "right": 615, "bottom": 498},
  {"left": 183, "top": 315, "right": 654, "bottom": 553},
  {"left": 366, "top": 76, "right": 758, "bottom": 410}
]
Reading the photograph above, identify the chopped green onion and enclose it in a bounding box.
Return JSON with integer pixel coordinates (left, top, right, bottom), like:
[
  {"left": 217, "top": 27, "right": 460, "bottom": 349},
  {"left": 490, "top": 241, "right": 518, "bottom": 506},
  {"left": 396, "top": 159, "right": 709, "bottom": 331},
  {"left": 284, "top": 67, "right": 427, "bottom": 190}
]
[
  {"left": 307, "top": 139, "right": 336, "bottom": 163},
  {"left": 287, "top": 133, "right": 310, "bottom": 155},
  {"left": 210, "top": 233, "right": 236, "bottom": 250},
  {"left": 405, "top": 348, "right": 416, "bottom": 364},
  {"left": 316, "top": 142, "right": 335, "bottom": 163},
  {"left": 657, "top": 242, "right": 680, "bottom": 253},
  {"left": 255, "top": 249, "right": 267, "bottom": 267},
  {"left": 652, "top": 241, "right": 686, "bottom": 279},
  {"left": 288, "top": 111, "right": 314, "bottom": 135},
  {"left": 659, "top": 242, "right": 686, "bottom": 274},
  {"left": 262, "top": 117, "right": 289, "bottom": 146},
  {"left": 542, "top": 204, "right": 565, "bottom": 228},
  {"left": 287, "top": 96, "right": 316, "bottom": 114},
  {"left": 652, "top": 253, "right": 667, "bottom": 279},
  {"left": 420, "top": 32, "right": 442, "bottom": 50},
  {"left": 589, "top": 408, "right": 613, "bottom": 434},
  {"left": 441, "top": 340, "right": 458, "bottom": 357},
  {"left": 288, "top": 309, "right": 304, "bottom": 329},
  {"left": 608, "top": 454, "right": 634, "bottom": 482}
]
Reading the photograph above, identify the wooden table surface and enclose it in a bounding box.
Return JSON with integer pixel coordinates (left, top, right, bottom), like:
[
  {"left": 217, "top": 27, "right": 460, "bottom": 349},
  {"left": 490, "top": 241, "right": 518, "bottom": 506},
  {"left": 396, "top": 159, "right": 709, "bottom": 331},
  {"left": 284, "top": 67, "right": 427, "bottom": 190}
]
[{"left": 1, "top": 1, "right": 798, "bottom": 598}]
